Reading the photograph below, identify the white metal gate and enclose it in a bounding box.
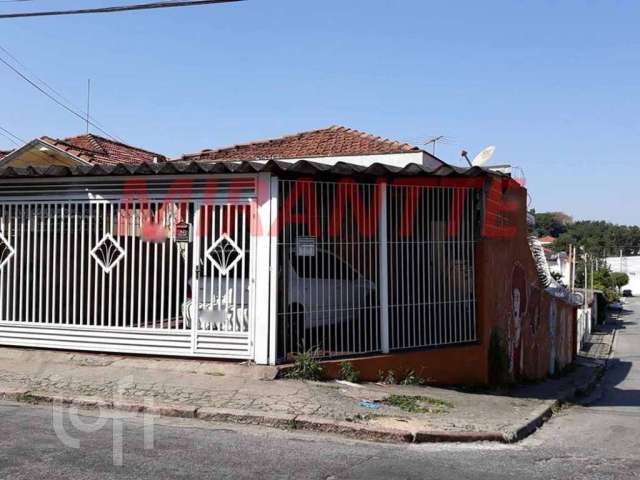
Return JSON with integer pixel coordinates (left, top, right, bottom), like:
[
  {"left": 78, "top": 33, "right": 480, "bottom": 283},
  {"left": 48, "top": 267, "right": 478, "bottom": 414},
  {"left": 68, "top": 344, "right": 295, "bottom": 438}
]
[
  {"left": 190, "top": 201, "right": 255, "bottom": 357},
  {"left": 0, "top": 197, "right": 255, "bottom": 359}
]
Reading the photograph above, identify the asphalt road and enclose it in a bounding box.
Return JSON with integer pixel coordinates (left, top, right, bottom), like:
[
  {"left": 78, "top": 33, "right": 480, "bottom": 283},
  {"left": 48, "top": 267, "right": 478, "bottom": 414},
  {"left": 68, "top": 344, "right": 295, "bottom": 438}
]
[{"left": 0, "top": 300, "right": 639, "bottom": 479}]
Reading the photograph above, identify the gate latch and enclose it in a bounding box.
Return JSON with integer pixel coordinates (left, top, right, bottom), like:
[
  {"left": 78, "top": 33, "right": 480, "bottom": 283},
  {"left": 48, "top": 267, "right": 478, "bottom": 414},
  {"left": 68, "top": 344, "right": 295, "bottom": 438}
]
[{"left": 195, "top": 265, "right": 202, "bottom": 279}]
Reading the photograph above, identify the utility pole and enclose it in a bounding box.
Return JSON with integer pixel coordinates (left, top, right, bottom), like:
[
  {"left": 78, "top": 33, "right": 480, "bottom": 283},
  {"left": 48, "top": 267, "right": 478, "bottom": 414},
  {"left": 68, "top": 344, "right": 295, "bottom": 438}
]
[
  {"left": 620, "top": 248, "right": 624, "bottom": 272},
  {"left": 567, "top": 244, "right": 572, "bottom": 290},
  {"left": 584, "top": 253, "right": 588, "bottom": 310}
]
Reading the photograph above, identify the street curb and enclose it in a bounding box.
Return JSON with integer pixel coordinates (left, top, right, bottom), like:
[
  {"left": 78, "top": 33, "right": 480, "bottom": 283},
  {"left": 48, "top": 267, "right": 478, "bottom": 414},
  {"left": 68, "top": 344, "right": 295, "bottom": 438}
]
[{"left": 0, "top": 351, "right": 609, "bottom": 445}]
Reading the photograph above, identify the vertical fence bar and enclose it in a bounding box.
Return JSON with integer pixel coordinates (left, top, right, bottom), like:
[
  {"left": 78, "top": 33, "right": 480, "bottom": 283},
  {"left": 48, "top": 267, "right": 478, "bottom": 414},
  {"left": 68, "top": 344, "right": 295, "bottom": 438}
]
[
  {"left": 379, "top": 182, "right": 389, "bottom": 354},
  {"left": 108, "top": 202, "right": 114, "bottom": 327},
  {"left": 65, "top": 203, "right": 71, "bottom": 325},
  {"left": 0, "top": 205, "right": 4, "bottom": 321}
]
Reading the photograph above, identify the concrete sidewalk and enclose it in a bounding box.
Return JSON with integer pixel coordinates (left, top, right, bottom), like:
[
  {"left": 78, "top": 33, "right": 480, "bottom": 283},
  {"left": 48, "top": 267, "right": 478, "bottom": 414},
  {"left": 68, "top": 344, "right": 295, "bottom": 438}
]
[{"left": 0, "top": 322, "right": 616, "bottom": 444}]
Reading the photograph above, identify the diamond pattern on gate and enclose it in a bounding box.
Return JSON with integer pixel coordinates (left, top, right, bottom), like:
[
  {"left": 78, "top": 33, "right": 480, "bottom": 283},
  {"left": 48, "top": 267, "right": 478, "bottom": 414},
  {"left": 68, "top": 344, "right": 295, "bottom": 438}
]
[
  {"left": 90, "top": 233, "right": 125, "bottom": 274},
  {"left": 206, "top": 233, "right": 243, "bottom": 276},
  {"left": 0, "top": 232, "right": 15, "bottom": 271}
]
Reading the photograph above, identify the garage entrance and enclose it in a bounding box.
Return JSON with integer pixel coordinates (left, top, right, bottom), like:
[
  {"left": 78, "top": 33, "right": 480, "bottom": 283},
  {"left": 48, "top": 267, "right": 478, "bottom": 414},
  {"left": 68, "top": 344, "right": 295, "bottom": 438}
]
[{"left": 0, "top": 186, "right": 256, "bottom": 359}]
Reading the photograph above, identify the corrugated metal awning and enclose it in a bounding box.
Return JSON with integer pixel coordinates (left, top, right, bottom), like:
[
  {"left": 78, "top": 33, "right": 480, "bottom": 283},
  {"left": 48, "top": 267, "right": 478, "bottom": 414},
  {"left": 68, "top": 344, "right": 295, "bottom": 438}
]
[{"left": 0, "top": 159, "right": 500, "bottom": 180}]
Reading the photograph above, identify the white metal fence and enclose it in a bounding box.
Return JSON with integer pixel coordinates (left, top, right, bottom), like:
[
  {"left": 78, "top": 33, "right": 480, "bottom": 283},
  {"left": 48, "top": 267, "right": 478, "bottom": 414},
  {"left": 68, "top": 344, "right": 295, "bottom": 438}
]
[
  {"left": 276, "top": 179, "right": 478, "bottom": 361},
  {"left": 0, "top": 194, "right": 255, "bottom": 359},
  {"left": 277, "top": 181, "right": 381, "bottom": 361},
  {"left": 0, "top": 175, "right": 478, "bottom": 364},
  {"left": 387, "top": 185, "right": 477, "bottom": 350}
]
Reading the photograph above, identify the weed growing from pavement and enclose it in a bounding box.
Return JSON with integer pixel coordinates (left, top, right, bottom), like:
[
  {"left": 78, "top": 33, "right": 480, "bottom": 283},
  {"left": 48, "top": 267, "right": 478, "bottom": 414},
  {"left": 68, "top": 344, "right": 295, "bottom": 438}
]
[
  {"left": 399, "top": 369, "right": 426, "bottom": 386},
  {"left": 346, "top": 412, "right": 380, "bottom": 422},
  {"left": 16, "top": 393, "right": 40, "bottom": 404},
  {"left": 285, "top": 348, "right": 324, "bottom": 381},
  {"left": 383, "top": 395, "right": 453, "bottom": 414},
  {"left": 377, "top": 369, "right": 398, "bottom": 385},
  {"left": 338, "top": 361, "right": 360, "bottom": 383},
  {"left": 378, "top": 369, "right": 427, "bottom": 385}
]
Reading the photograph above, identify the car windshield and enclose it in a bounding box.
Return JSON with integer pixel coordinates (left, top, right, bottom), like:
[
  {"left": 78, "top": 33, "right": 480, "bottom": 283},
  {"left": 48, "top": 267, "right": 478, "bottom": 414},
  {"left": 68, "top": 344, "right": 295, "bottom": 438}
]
[{"left": 290, "top": 251, "right": 357, "bottom": 279}]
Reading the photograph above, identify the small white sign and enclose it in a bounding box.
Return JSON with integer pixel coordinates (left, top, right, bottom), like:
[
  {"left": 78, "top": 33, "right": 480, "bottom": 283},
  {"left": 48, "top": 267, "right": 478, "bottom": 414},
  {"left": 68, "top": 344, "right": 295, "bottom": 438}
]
[{"left": 296, "top": 236, "right": 316, "bottom": 257}]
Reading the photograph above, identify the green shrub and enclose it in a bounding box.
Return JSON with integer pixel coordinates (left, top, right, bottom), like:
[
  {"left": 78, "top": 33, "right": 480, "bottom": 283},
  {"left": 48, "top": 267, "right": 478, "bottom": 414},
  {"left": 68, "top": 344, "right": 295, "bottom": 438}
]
[
  {"left": 338, "top": 361, "right": 360, "bottom": 383},
  {"left": 285, "top": 348, "right": 324, "bottom": 381}
]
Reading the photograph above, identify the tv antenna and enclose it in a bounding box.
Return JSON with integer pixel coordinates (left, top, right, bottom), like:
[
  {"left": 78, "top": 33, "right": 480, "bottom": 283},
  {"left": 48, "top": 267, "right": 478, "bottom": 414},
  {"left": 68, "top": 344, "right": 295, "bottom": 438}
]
[{"left": 424, "top": 135, "right": 451, "bottom": 156}]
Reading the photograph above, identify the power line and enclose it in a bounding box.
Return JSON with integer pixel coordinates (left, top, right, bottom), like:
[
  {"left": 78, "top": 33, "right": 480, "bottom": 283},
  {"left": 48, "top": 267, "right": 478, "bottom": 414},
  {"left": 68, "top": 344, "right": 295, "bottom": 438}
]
[
  {"left": 0, "top": 125, "right": 25, "bottom": 145},
  {"left": 0, "top": 53, "right": 122, "bottom": 141},
  {"left": 0, "top": 0, "right": 244, "bottom": 19},
  {"left": 0, "top": 44, "right": 118, "bottom": 138}
]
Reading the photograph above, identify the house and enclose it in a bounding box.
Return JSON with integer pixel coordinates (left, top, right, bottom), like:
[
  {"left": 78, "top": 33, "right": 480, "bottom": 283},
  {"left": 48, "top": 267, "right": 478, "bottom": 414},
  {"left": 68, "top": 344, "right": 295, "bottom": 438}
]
[
  {"left": 0, "top": 134, "right": 166, "bottom": 168},
  {"left": 538, "top": 235, "right": 556, "bottom": 247},
  {"left": 177, "top": 125, "right": 432, "bottom": 167},
  {"left": 0, "top": 126, "right": 576, "bottom": 385}
]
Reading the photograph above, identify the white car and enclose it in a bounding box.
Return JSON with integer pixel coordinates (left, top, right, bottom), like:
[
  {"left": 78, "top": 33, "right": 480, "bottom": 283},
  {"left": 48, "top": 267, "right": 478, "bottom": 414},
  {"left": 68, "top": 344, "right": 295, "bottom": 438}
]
[
  {"left": 280, "top": 249, "right": 376, "bottom": 329},
  {"left": 183, "top": 249, "right": 376, "bottom": 331}
]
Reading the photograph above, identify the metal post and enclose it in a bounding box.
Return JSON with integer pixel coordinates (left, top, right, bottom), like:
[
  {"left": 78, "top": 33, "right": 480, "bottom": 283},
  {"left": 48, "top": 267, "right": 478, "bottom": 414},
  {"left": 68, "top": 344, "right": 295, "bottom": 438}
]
[
  {"left": 267, "top": 175, "right": 279, "bottom": 365},
  {"left": 378, "top": 182, "right": 390, "bottom": 354},
  {"left": 254, "top": 172, "right": 275, "bottom": 365}
]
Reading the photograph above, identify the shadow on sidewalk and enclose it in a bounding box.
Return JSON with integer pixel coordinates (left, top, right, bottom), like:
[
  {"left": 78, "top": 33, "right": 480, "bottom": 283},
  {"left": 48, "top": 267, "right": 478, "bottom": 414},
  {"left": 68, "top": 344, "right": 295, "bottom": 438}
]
[
  {"left": 590, "top": 358, "right": 639, "bottom": 408},
  {"left": 441, "top": 319, "right": 628, "bottom": 403}
]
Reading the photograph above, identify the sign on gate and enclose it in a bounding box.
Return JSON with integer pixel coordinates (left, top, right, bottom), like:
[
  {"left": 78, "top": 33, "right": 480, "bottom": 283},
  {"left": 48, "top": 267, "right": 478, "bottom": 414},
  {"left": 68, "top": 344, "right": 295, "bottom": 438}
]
[{"left": 175, "top": 221, "right": 192, "bottom": 243}]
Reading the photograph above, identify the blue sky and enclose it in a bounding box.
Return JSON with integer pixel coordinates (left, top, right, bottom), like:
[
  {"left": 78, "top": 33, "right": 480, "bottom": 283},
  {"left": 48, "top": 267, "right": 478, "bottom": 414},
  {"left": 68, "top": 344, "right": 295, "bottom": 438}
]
[{"left": 0, "top": 0, "right": 638, "bottom": 224}]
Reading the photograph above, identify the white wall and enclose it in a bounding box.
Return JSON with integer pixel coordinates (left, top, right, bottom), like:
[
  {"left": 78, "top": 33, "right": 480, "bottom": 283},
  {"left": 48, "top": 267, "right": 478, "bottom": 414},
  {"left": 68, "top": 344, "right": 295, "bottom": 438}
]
[
  {"left": 605, "top": 255, "right": 640, "bottom": 294},
  {"left": 259, "top": 152, "right": 429, "bottom": 168},
  {"left": 549, "top": 253, "right": 571, "bottom": 284}
]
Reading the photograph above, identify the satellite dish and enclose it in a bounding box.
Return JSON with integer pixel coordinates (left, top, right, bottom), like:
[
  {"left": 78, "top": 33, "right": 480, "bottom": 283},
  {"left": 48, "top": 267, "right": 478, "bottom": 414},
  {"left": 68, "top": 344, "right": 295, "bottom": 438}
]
[{"left": 471, "top": 146, "right": 496, "bottom": 166}]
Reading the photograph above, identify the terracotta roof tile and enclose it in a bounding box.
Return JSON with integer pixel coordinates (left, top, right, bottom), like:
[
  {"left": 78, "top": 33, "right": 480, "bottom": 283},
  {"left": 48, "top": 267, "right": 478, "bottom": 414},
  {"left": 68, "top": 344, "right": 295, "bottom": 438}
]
[
  {"left": 41, "top": 134, "right": 165, "bottom": 166},
  {"left": 179, "top": 126, "right": 422, "bottom": 162}
]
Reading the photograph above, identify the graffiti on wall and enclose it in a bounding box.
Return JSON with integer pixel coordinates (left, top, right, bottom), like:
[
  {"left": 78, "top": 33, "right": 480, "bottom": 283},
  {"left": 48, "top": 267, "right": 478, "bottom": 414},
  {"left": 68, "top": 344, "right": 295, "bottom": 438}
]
[
  {"left": 510, "top": 263, "right": 528, "bottom": 377},
  {"left": 549, "top": 301, "right": 558, "bottom": 376},
  {"left": 507, "top": 259, "right": 576, "bottom": 381}
]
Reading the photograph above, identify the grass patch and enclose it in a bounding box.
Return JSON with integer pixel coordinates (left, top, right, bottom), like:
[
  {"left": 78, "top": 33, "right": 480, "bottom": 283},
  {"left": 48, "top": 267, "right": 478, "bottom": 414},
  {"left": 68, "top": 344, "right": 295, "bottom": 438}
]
[{"left": 383, "top": 394, "right": 453, "bottom": 414}]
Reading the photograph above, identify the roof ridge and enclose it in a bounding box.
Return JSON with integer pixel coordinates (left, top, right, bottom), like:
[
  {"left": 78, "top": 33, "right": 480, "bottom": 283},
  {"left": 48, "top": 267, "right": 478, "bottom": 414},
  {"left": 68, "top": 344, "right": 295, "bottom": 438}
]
[
  {"left": 63, "top": 133, "right": 164, "bottom": 158},
  {"left": 47, "top": 135, "right": 103, "bottom": 154},
  {"left": 330, "top": 125, "right": 418, "bottom": 152},
  {"left": 193, "top": 125, "right": 341, "bottom": 155},
  {"left": 182, "top": 125, "right": 420, "bottom": 159}
]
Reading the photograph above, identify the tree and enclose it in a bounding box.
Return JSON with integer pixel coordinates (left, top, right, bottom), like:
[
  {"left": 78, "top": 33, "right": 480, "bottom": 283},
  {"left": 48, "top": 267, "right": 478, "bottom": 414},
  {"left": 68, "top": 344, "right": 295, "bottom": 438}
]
[
  {"left": 611, "top": 272, "right": 630, "bottom": 291},
  {"left": 532, "top": 211, "right": 572, "bottom": 238}
]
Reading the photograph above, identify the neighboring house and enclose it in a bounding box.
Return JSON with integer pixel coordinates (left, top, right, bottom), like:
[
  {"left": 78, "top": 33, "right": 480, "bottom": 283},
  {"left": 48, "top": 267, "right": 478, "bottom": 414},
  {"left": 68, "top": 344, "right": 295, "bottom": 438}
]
[
  {"left": 0, "top": 134, "right": 165, "bottom": 168},
  {"left": 0, "top": 125, "right": 577, "bottom": 385},
  {"left": 539, "top": 235, "right": 556, "bottom": 247}
]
